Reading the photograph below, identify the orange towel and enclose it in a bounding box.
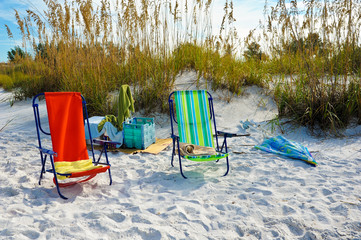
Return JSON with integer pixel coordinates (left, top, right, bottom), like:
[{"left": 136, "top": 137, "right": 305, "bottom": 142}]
[{"left": 45, "top": 92, "right": 89, "bottom": 162}]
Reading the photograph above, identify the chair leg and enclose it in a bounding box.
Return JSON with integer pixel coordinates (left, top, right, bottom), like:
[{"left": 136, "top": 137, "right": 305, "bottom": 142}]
[
  {"left": 174, "top": 138, "right": 187, "bottom": 178},
  {"left": 171, "top": 139, "right": 176, "bottom": 167},
  {"left": 107, "top": 168, "right": 112, "bottom": 185},
  {"left": 49, "top": 156, "right": 68, "bottom": 200},
  {"left": 54, "top": 178, "right": 68, "bottom": 200},
  {"left": 220, "top": 140, "right": 226, "bottom": 152},
  {"left": 224, "top": 156, "right": 230, "bottom": 176},
  {"left": 178, "top": 154, "right": 187, "bottom": 179},
  {"left": 39, "top": 154, "right": 47, "bottom": 185},
  {"left": 223, "top": 136, "right": 229, "bottom": 176},
  {"left": 102, "top": 144, "right": 112, "bottom": 185}
]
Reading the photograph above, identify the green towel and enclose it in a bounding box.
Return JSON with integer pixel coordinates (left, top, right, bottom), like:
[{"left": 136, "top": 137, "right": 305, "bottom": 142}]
[
  {"left": 98, "top": 115, "right": 120, "bottom": 132},
  {"left": 97, "top": 85, "right": 135, "bottom": 132},
  {"left": 117, "top": 84, "right": 135, "bottom": 130}
]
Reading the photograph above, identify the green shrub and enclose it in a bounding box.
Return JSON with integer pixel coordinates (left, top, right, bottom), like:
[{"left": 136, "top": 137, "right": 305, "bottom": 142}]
[{"left": 0, "top": 74, "right": 14, "bottom": 90}]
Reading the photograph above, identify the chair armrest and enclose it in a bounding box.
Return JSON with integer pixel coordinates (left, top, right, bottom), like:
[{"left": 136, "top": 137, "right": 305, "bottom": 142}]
[
  {"left": 93, "top": 139, "right": 122, "bottom": 145},
  {"left": 216, "top": 131, "right": 250, "bottom": 138},
  {"left": 37, "top": 147, "right": 57, "bottom": 157},
  {"left": 171, "top": 134, "right": 179, "bottom": 140}
]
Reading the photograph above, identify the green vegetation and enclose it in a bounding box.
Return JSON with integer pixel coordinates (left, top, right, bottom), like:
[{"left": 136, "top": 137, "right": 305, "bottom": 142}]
[
  {"left": 1, "top": 0, "right": 253, "bottom": 115},
  {"left": 7, "top": 46, "right": 30, "bottom": 62},
  {"left": 1, "top": 0, "right": 360, "bottom": 130},
  {"left": 258, "top": 0, "right": 361, "bottom": 129}
]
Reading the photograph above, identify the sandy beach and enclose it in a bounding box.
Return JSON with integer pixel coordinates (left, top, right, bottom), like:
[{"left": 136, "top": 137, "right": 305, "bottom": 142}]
[{"left": 0, "top": 72, "right": 360, "bottom": 239}]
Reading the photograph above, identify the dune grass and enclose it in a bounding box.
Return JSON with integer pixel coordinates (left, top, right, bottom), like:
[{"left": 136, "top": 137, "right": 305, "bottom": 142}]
[
  {"left": 1, "top": 0, "right": 361, "bottom": 130},
  {"left": 2, "top": 0, "right": 251, "bottom": 115},
  {"left": 258, "top": 0, "right": 361, "bottom": 129}
]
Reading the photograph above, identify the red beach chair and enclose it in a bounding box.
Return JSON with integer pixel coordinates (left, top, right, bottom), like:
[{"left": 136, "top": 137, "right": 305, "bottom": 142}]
[{"left": 33, "top": 92, "right": 114, "bottom": 199}]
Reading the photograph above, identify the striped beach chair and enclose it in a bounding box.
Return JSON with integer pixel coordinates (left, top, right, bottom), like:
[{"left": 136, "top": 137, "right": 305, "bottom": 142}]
[
  {"left": 168, "top": 90, "right": 233, "bottom": 178},
  {"left": 33, "top": 92, "right": 116, "bottom": 199}
]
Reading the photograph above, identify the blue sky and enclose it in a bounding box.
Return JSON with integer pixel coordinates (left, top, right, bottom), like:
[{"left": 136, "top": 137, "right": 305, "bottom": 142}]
[
  {"left": 0, "top": 0, "right": 45, "bottom": 62},
  {"left": 0, "top": 0, "right": 268, "bottom": 62}
]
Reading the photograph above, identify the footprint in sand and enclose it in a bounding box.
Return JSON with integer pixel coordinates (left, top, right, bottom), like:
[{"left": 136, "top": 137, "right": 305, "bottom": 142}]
[
  {"left": 82, "top": 211, "right": 102, "bottom": 219},
  {"left": 107, "top": 212, "right": 126, "bottom": 223},
  {"left": 238, "top": 193, "right": 247, "bottom": 200},
  {"left": 131, "top": 215, "right": 152, "bottom": 224},
  {"left": 245, "top": 187, "right": 272, "bottom": 196},
  {"left": 18, "top": 176, "right": 30, "bottom": 183},
  {"left": 321, "top": 188, "right": 332, "bottom": 196},
  {"left": 301, "top": 231, "right": 319, "bottom": 240},
  {"left": 282, "top": 205, "right": 296, "bottom": 215},
  {"left": 246, "top": 229, "right": 262, "bottom": 239},
  {"left": 129, "top": 154, "right": 141, "bottom": 160},
  {"left": 255, "top": 198, "right": 269, "bottom": 206},
  {"left": 0, "top": 229, "right": 15, "bottom": 237},
  {"left": 1, "top": 187, "right": 19, "bottom": 197},
  {"left": 22, "top": 230, "right": 40, "bottom": 239},
  {"left": 282, "top": 218, "right": 304, "bottom": 236},
  {"left": 127, "top": 227, "right": 162, "bottom": 240}
]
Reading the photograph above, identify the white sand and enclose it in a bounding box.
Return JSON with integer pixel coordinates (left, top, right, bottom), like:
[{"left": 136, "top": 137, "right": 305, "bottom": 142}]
[{"left": 0, "top": 72, "right": 360, "bottom": 239}]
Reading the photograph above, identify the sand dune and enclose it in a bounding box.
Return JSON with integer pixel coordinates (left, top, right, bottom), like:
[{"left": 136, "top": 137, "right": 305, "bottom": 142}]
[{"left": 0, "top": 72, "right": 360, "bottom": 239}]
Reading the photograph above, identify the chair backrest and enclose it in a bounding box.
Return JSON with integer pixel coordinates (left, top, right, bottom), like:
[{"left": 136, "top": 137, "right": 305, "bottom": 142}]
[
  {"left": 172, "top": 90, "right": 214, "bottom": 148},
  {"left": 44, "top": 92, "right": 89, "bottom": 162}
]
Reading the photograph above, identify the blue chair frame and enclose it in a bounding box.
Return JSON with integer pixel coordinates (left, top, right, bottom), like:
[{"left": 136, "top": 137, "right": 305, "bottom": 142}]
[
  {"left": 32, "top": 93, "right": 118, "bottom": 199},
  {"left": 168, "top": 90, "right": 235, "bottom": 178}
]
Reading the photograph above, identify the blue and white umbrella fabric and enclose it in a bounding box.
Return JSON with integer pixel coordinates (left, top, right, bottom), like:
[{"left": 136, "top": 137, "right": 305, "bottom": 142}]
[{"left": 255, "top": 135, "right": 317, "bottom": 166}]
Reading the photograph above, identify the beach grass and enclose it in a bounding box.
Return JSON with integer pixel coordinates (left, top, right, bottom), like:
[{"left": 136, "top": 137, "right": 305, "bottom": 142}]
[
  {"left": 258, "top": 0, "right": 361, "bottom": 129},
  {"left": 1, "top": 0, "right": 361, "bottom": 130}
]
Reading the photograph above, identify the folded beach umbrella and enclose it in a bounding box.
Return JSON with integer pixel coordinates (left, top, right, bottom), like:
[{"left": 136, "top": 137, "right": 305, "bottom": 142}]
[{"left": 255, "top": 135, "right": 317, "bottom": 166}]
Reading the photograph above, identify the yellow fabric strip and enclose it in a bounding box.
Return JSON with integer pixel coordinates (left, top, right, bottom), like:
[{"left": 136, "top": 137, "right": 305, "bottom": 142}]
[{"left": 54, "top": 159, "right": 102, "bottom": 180}]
